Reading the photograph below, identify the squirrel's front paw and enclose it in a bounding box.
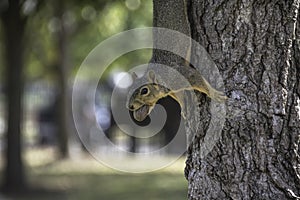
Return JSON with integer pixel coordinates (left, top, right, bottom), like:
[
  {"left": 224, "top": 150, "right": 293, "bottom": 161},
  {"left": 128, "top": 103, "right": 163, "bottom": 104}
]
[{"left": 181, "top": 111, "right": 187, "bottom": 119}]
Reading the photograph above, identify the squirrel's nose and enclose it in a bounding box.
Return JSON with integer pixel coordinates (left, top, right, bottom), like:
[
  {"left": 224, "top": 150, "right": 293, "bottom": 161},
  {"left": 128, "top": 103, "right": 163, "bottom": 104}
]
[{"left": 126, "top": 103, "right": 134, "bottom": 110}]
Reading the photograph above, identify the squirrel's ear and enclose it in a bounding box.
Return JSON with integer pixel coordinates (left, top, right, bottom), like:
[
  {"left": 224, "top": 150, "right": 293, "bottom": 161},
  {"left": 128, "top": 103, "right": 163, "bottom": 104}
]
[
  {"left": 131, "top": 72, "right": 138, "bottom": 80},
  {"left": 147, "top": 70, "right": 156, "bottom": 83}
]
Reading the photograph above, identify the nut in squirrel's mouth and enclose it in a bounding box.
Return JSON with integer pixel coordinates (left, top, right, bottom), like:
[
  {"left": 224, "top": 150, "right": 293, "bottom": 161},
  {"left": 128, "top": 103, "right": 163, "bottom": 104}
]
[{"left": 133, "top": 105, "right": 150, "bottom": 122}]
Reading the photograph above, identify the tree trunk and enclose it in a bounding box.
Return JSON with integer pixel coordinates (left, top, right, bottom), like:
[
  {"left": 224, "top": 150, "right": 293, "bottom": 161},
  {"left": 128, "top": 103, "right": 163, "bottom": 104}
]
[
  {"left": 152, "top": 0, "right": 300, "bottom": 199},
  {"left": 185, "top": 0, "right": 300, "bottom": 199},
  {"left": 54, "top": 0, "right": 70, "bottom": 158},
  {"left": 1, "top": 0, "right": 26, "bottom": 193}
]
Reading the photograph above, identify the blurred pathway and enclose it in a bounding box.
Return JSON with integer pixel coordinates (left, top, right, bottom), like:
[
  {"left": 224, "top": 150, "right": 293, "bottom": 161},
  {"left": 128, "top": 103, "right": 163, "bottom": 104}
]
[{"left": 0, "top": 194, "right": 11, "bottom": 200}]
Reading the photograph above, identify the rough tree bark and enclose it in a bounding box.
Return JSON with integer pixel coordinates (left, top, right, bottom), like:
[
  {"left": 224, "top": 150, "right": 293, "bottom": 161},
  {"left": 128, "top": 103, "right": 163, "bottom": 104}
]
[
  {"left": 153, "top": 0, "right": 300, "bottom": 199},
  {"left": 185, "top": 0, "right": 300, "bottom": 199},
  {"left": 0, "top": 0, "right": 26, "bottom": 192}
]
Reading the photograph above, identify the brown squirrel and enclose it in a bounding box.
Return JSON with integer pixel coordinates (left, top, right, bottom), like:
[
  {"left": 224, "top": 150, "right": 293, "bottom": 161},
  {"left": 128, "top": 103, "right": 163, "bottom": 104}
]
[{"left": 126, "top": 65, "right": 227, "bottom": 122}]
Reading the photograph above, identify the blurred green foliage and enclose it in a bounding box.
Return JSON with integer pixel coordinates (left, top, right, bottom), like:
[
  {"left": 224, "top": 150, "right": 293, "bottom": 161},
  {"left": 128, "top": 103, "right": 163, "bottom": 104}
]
[{"left": 1, "top": 0, "right": 153, "bottom": 81}]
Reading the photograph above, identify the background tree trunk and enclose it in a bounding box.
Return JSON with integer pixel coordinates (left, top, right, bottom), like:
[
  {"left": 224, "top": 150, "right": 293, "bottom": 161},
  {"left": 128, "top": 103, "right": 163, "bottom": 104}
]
[
  {"left": 1, "top": 0, "right": 26, "bottom": 193},
  {"left": 184, "top": 0, "right": 300, "bottom": 199},
  {"left": 152, "top": 0, "right": 300, "bottom": 199},
  {"left": 54, "top": 0, "right": 70, "bottom": 158}
]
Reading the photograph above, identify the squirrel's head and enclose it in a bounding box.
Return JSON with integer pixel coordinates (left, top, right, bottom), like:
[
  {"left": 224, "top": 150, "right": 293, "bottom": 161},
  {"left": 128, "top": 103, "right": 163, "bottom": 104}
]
[{"left": 126, "top": 70, "right": 169, "bottom": 121}]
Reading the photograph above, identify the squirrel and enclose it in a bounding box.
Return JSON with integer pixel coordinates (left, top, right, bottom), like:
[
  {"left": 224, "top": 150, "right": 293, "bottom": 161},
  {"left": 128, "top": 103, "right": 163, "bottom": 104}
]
[
  {"left": 126, "top": 0, "right": 227, "bottom": 122},
  {"left": 126, "top": 64, "right": 227, "bottom": 122}
]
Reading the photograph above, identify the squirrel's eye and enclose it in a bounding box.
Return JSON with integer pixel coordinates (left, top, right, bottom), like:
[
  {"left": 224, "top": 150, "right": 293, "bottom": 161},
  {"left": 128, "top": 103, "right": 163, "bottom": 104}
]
[{"left": 140, "top": 87, "right": 149, "bottom": 95}]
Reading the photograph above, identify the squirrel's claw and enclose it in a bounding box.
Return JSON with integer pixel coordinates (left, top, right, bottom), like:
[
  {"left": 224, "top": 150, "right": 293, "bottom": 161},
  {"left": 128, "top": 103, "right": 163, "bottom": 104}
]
[{"left": 212, "top": 91, "right": 228, "bottom": 102}]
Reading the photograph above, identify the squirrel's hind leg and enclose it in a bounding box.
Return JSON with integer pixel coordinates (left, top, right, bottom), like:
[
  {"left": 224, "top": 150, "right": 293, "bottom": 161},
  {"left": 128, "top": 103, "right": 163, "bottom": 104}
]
[
  {"left": 195, "top": 78, "right": 228, "bottom": 103},
  {"left": 209, "top": 89, "right": 228, "bottom": 102}
]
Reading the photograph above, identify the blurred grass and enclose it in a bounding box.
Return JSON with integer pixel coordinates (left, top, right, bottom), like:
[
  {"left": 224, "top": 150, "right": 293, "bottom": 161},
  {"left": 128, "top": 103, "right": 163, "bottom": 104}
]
[{"left": 3, "top": 147, "right": 187, "bottom": 200}]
